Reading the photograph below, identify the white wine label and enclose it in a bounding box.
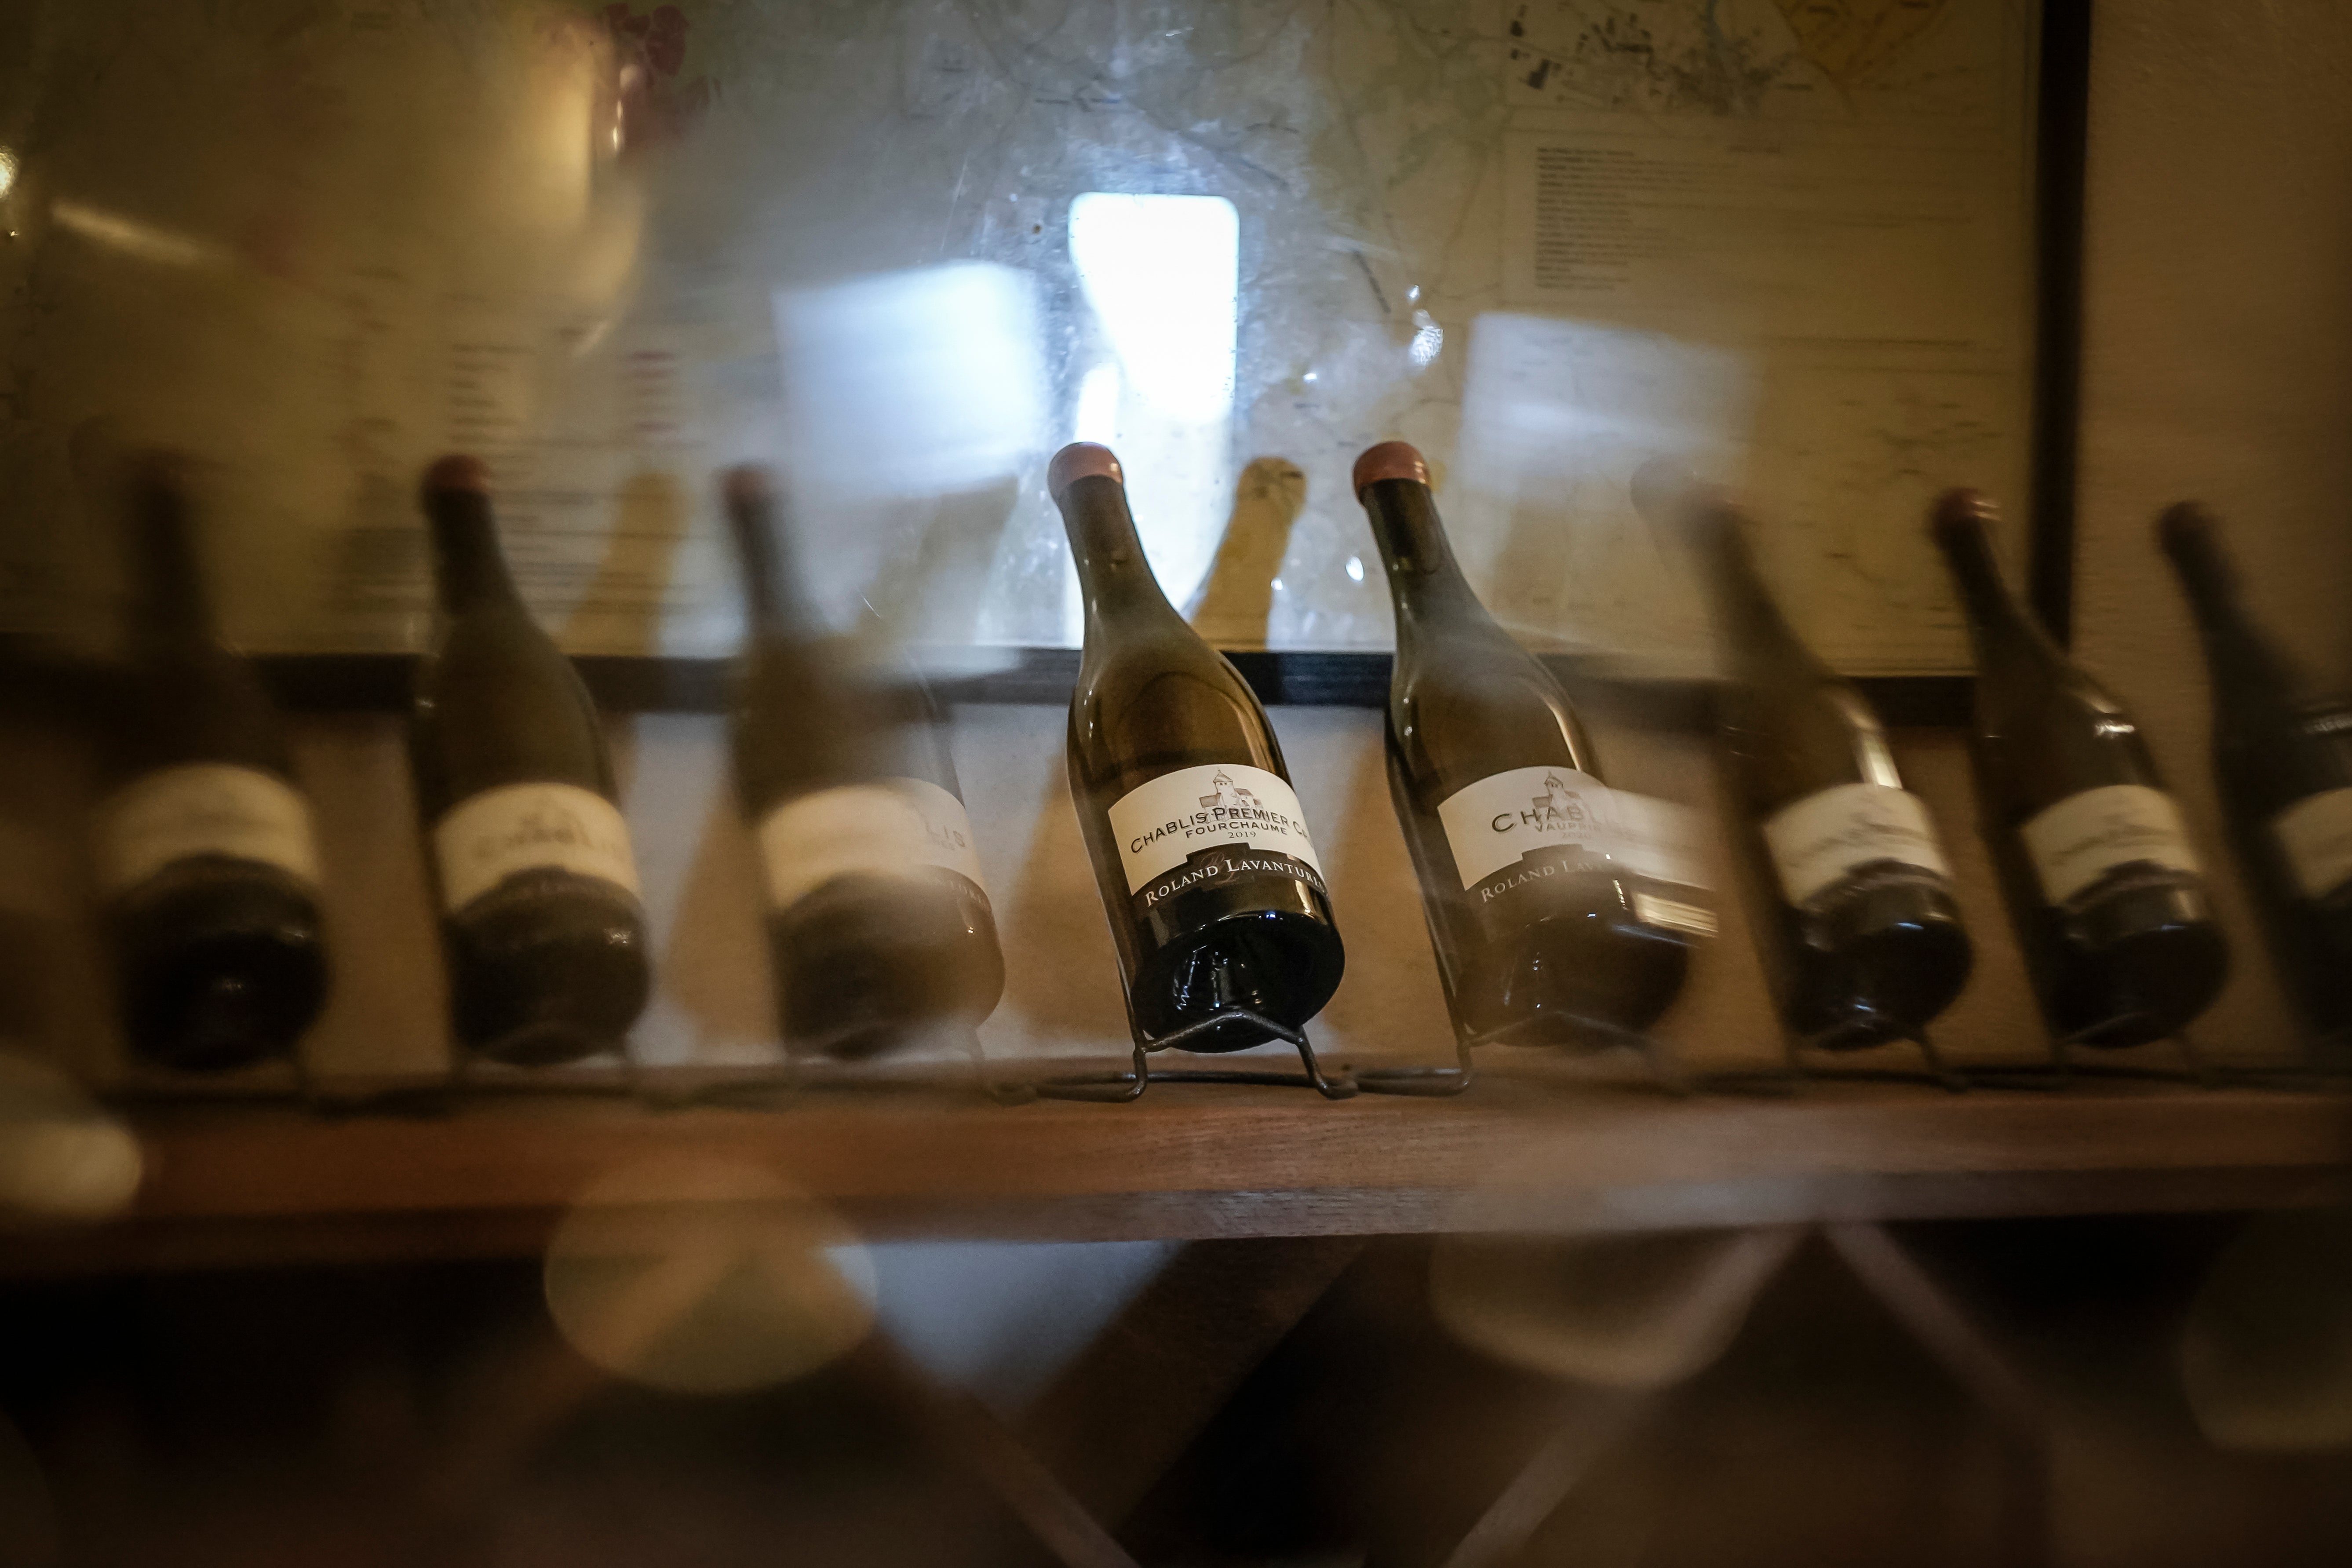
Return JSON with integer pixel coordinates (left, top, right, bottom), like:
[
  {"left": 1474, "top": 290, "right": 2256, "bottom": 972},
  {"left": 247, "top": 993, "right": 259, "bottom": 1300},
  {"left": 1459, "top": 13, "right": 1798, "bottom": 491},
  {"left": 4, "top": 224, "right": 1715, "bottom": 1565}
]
[
  {"left": 756, "top": 778, "right": 990, "bottom": 911},
  {"left": 2020, "top": 784, "right": 2201, "bottom": 907},
  {"left": 2271, "top": 787, "right": 2352, "bottom": 901},
  {"left": 1107, "top": 763, "right": 1322, "bottom": 894},
  {"left": 1762, "top": 782, "right": 1951, "bottom": 908},
  {"left": 1437, "top": 766, "right": 1707, "bottom": 892},
  {"left": 432, "top": 782, "right": 640, "bottom": 913},
  {"left": 95, "top": 763, "right": 321, "bottom": 895}
]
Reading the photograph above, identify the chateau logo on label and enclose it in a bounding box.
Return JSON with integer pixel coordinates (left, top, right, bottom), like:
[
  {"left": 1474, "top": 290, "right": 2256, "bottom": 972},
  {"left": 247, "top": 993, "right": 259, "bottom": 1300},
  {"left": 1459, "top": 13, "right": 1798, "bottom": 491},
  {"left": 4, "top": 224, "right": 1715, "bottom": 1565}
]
[
  {"left": 758, "top": 778, "right": 990, "bottom": 912},
  {"left": 1107, "top": 763, "right": 1321, "bottom": 893},
  {"left": 1436, "top": 766, "right": 1623, "bottom": 890},
  {"left": 2272, "top": 786, "right": 2352, "bottom": 902},
  {"left": 433, "top": 782, "right": 641, "bottom": 913},
  {"left": 95, "top": 763, "right": 321, "bottom": 896},
  {"left": 1763, "top": 782, "right": 1950, "bottom": 908},
  {"left": 2020, "top": 784, "right": 2201, "bottom": 908}
]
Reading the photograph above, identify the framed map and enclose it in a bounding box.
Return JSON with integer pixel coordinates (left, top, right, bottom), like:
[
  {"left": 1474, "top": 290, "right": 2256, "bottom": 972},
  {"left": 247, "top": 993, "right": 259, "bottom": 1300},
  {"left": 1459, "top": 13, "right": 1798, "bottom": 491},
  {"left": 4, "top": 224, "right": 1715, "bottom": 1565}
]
[{"left": 0, "top": 0, "right": 2076, "bottom": 702}]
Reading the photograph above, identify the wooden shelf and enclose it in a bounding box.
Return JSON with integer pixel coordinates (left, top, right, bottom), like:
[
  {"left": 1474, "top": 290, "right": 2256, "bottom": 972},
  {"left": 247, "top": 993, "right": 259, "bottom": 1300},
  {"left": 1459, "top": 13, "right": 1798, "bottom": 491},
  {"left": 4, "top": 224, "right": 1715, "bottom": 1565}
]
[{"left": 7, "top": 1075, "right": 2348, "bottom": 1276}]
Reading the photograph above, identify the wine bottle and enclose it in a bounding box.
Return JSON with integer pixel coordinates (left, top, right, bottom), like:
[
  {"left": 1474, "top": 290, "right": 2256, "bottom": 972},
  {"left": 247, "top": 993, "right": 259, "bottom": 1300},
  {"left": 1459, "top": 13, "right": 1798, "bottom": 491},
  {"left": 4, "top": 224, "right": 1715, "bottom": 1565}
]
[
  {"left": 1356, "top": 442, "right": 1704, "bottom": 1049},
  {"left": 1933, "top": 490, "right": 2226, "bottom": 1046},
  {"left": 2160, "top": 503, "right": 2352, "bottom": 1037},
  {"left": 724, "top": 466, "right": 1005, "bottom": 1057},
  {"left": 410, "top": 456, "right": 649, "bottom": 1064},
  {"left": 1051, "top": 442, "right": 1343, "bottom": 1053},
  {"left": 91, "top": 453, "right": 329, "bottom": 1070},
  {"left": 1640, "top": 467, "right": 1971, "bottom": 1050}
]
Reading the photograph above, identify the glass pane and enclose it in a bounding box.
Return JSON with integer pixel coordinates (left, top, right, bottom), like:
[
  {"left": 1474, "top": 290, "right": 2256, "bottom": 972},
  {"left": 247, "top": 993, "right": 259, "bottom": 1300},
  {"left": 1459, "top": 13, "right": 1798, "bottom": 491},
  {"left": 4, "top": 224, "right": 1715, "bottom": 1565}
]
[{"left": 0, "top": 0, "right": 2038, "bottom": 674}]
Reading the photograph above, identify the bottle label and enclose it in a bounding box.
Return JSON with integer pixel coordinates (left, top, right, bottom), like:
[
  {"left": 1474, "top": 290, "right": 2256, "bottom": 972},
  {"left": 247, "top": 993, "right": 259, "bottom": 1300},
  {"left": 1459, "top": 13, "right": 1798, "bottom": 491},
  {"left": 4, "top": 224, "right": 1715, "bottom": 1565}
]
[
  {"left": 756, "top": 779, "right": 991, "bottom": 911},
  {"left": 432, "top": 782, "right": 641, "bottom": 913},
  {"left": 2271, "top": 786, "right": 2352, "bottom": 901},
  {"left": 1435, "top": 766, "right": 1707, "bottom": 893},
  {"left": 94, "top": 763, "right": 321, "bottom": 896},
  {"left": 1761, "top": 782, "right": 1951, "bottom": 908},
  {"left": 2020, "top": 784, "right": 2201, "bottom": 907},
  {"left": 1107, "top": 764, "right": 1323, "bottom": 896}
]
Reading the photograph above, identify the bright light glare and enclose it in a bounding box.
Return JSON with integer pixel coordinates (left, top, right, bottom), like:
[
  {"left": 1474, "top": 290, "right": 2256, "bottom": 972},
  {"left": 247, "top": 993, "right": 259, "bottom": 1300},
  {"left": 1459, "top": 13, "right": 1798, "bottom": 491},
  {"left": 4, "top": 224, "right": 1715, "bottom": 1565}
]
[
  {"left": 1346, "top": 555, "right": 1364, "bottom": 582},
  {"left": 1063, "top": 194, "right": 1242, "bottom": 623},
  {"left": 1069, "top": 193, "right": 1238, "bottom": 423},
  {"left": 0, "top": 150, "right": 15, "bottom": 201},
  {"left": 1073, "top": 361, "right": 1123, "bottom": 446},
  {"left": 50, "top": 199, "right": 231, "bottom": 270},
  {"left": 1410, "top": 309, "right": 1444, "bottom": 369},
  {"left": 775, "top": 261, "right": 1047, "bottom": 500}
]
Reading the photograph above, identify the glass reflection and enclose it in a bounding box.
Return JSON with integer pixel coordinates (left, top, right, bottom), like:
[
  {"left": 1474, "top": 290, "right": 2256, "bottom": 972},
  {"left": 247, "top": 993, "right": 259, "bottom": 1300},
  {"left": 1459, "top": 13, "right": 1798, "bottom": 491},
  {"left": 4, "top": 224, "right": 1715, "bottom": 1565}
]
[{"left": 1068, "top": 192, "right": 1241, "bottom": 624}]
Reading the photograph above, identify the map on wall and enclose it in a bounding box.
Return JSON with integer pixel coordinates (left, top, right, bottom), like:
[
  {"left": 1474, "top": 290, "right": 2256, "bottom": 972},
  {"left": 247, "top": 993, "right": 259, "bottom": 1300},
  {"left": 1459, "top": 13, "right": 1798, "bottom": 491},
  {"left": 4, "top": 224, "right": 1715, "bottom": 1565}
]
[{"left": 0, "top": 0, "right": 2038, "bottom": 675}]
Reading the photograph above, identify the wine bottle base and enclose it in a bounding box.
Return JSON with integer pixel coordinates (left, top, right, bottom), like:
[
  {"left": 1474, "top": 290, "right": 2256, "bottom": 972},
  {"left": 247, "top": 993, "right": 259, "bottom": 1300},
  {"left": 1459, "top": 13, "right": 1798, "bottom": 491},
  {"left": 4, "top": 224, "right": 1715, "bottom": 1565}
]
[
  {"left": 2042, "top": 893, "right": 2230, "bottom": 1048},
  {"left": 1454, "top": 920, "right": 1692, "bottom": 1051},
  {"left": 118, "top": 944, "right": 328, "bottom": 1075},
  {"left": 1028, "top": 1014, "right": 1360, "bottom": 1102},
  {"left": 1128, "top": 907, "right": 1345, "bottom": 1054}
]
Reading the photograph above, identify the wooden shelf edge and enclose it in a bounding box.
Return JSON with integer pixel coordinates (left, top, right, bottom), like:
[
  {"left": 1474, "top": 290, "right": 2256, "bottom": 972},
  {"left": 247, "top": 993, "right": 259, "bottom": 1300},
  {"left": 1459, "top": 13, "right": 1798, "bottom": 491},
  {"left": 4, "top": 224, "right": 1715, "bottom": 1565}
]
[{"left": 0, "top": 1079, "right": 2340, "bottom": 1273}]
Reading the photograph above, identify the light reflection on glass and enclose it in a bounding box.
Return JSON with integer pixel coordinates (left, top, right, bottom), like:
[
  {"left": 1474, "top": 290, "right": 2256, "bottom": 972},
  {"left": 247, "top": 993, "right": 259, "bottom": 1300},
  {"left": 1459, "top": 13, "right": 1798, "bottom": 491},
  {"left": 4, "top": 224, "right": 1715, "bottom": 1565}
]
[
  {"left": 1408, "top": 310, "right": 1444, "bottom": 370},
  {"left": 1072, "top": 361, "right": 1123, "bottom": 447},
  {"left": 542, "top": 1155, "right": 877, "bottom": 1395},
  {"left": 1453, "top": 315, "right": 1753, "bottom": 660},
  {"left": 0, "top": 1053, "right": 142, "bottom": 1223},
  {"left": 773, "top": 263, "right": 1047, "bottom": 629},
  {"left": 49, "top": 200, "right": 231, "bottom": 270},
  {"left": 775, "top": 262, "right": 1047, "bottom": 503},
  {"left": 1068, "top": 193, "right": 1240, "bottom": 619}
]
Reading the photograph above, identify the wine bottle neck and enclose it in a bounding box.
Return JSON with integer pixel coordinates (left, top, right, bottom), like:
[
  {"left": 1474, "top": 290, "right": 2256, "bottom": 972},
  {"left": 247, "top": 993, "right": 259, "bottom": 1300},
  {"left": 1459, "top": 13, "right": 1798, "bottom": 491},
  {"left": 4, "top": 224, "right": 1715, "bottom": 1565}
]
[
  {"left": 1061, "top": 476, "right": 1178, "bottom": 619},
  {"left": 1936, "top": 515, "right": 2055, "bottom": 662},
  {"left": 729, "top": 498, "right": 819, "bottom": 640},
  {"left": 1362, "top": 478, "right": 1484, "bottom": 620},
  {"left": 129, "top": 476, "right": 216, "bottom": 645},
  {"left": 2168, "top": 538, "right": 2307, "bottom": 706},
  {"left": 428, "top": 497, "right": 524, "bottom": 613},
  {"left": 1693, "top": 507, "right": 1812, "bottom": 670}
]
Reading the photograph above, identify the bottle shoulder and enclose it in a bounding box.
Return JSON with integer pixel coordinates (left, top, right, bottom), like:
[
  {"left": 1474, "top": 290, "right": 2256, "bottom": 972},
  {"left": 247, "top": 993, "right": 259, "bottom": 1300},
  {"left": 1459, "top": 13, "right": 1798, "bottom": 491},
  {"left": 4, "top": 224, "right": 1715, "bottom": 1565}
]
[
  {"left": 412, "top": 613, "right": 611, "bottom": 809},
  {"left": 1070, "top": 635, "right": 1281, "bottom": 792},
  {"left": 1717, "top": 669, "right": 1901, "bottom": 804},
  {"left": 107, "top": 642, "right": 294, "bottom": 780},
  {"left": 1968, "top": 658, "right": 2167, "bottom": 809},
  {"left": 1389, "top": 637, "right": 1595, "bottom": 802},
  {"left": 733, "top": 645, "right": 957, "bottom": 810},
  {"left": 2214, "top": 696, "right": 2352, "bottom": 811}
]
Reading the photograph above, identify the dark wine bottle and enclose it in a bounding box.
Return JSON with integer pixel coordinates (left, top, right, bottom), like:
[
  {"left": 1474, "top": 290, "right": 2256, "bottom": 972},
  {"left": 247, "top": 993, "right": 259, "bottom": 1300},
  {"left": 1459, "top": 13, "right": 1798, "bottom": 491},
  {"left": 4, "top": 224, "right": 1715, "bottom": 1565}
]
[
  {"left": 1641, "top": 467, "right": 1971, "bottom": 1050},
  {"left": 2160, "top": 503, "right": 2352, "bottom": 1037},
  {"left": 1933, "top": 490, "right": 2226, "bottom": 1046},
  {"left": 724, "top": 467, "right": 1005, "bottom": 1057},
  {"left": 92, "top": 453, "right": 329, "bottom": 1071},
  {"left": 1051, "top": 442, "right": 1343, "bottom": 1053},
  {"left": 1357, "top": 442, "right": 1705, "bottom": 1050},
  {"left": 409, "top": 456, "right": 649, "bottom": 1064}
]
